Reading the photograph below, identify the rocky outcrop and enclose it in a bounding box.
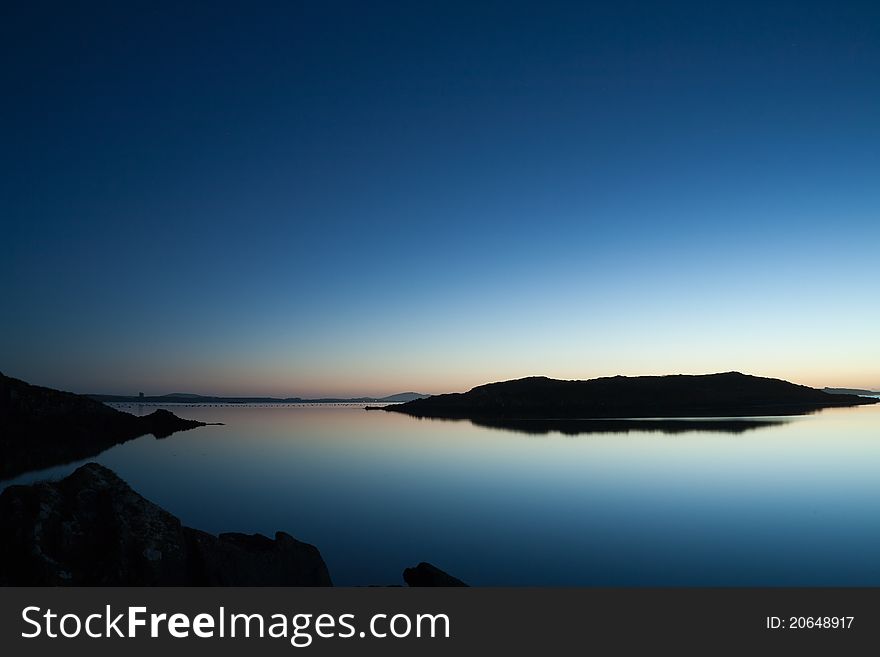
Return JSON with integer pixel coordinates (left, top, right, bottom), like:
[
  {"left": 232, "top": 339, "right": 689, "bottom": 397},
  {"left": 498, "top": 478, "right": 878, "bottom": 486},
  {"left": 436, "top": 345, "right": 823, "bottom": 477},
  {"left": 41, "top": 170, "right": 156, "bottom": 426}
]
[
  {"left": 0, "top": 373, "right": 209, "bottom": 480},
  {"left": 0, "top": 463, "right": 331, "bottom": 586},
  {"left": 403, "top": 562, "right": 468, "bottom": 587},
  {"left": 187, "top": 530, "right": 332, "bottom": 586},
  {"left": 143, "top": 408, "right": 207, "bottom": 438}
]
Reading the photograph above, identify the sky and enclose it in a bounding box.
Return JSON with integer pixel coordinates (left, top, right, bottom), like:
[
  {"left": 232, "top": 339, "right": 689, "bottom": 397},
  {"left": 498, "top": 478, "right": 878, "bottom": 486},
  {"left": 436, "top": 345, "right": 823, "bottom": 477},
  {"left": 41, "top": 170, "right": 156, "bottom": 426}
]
[{"left": 2, "top": 0, "right": 879, "bottom": 396}]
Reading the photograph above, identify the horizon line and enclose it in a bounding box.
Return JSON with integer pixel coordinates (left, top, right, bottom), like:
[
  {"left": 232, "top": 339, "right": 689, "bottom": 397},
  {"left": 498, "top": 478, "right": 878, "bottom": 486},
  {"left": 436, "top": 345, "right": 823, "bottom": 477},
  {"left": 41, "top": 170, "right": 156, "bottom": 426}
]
[{"left": 11, "top": 370, "right": 874, "bottom": 400}]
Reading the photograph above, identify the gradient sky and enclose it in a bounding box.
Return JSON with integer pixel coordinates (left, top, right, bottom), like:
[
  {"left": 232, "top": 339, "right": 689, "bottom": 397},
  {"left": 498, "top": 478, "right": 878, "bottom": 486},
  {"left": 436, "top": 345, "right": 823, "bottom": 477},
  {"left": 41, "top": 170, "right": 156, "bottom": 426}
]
[{"left": 3, "top": 1, "right": 879, "bottom": 396}]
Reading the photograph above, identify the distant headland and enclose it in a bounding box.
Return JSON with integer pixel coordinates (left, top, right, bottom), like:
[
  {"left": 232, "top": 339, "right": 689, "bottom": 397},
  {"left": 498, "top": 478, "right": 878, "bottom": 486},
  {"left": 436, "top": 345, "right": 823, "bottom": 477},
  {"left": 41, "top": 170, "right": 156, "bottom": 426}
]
[
  {"left": 822, "top": 387, "right": 880, "bottom": 396},
  {"left": 0, "top": 461, "right": 465, "bottom": 586},
  {"left": 0, "top": 373, "right": 212, "bottom": 480},
  {"left": 380, "top": 372, "right": 879, "bottom": 420},
  {"left": 0, "top": 374, "right": 464, "bottom": 586}
]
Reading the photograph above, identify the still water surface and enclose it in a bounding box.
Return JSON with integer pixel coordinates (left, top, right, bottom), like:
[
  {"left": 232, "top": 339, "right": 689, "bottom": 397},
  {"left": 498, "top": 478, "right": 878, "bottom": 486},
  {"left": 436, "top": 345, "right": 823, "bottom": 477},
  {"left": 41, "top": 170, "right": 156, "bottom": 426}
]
[{"left": 3, "top": 401, "right": 880, "bottom": 585}]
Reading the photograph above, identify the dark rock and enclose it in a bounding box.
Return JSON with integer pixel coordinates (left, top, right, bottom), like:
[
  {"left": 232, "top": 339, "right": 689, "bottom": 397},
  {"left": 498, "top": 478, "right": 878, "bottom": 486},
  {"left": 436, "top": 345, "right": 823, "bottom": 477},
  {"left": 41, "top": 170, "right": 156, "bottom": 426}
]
[
  {"left": 187, "top": 530, "right": 332, "bottom": 586},
  {"left": 823, "top": 387, "right": 880, "bottom": 395},
  {"left": 0, "top": 373, "right": 209, "bottom": 480},
  {"left": 403, "top": 562, "right": 468, "bottom": 587},
  {"left": 144, "top": 408, "right": 208, "bottom": 438},
  {"left": 0, "top": 463, "right": 332, "bottom": 586}
]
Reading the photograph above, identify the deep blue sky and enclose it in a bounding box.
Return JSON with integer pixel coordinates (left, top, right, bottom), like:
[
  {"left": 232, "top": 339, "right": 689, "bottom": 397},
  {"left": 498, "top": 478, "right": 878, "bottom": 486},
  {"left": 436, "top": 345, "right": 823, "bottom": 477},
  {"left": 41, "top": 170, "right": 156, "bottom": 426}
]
[{"left": 3, "top": 1, "right": 879, "bottom": 395}]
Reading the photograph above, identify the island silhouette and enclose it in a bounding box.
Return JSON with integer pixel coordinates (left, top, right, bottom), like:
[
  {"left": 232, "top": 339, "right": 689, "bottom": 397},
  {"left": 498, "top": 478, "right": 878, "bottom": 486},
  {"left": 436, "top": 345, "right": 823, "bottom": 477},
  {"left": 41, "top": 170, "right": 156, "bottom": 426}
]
[
  {"left": 379, "top": 372, "right": 878, "bottom": 420},
  {"left": 1, "top": 370, "right": 876, "bottom": 587}
]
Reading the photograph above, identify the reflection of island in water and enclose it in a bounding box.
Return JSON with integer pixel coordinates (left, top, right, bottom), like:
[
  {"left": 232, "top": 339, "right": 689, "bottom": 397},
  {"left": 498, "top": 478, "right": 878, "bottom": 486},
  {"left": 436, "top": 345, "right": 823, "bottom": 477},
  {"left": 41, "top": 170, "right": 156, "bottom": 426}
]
[{"left": 468, "top": 417, "right": 787, "bottom": 436}]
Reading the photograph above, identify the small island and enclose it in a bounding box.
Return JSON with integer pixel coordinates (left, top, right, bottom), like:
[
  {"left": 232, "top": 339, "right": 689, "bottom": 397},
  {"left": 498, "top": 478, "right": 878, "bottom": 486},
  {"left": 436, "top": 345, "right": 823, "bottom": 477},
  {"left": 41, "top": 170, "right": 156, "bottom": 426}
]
[
  {"left": 382, "top": 372, "right": 879, "bottom": 420},
  {"left": 0, "top": 462, "right": 464, "bottom": 586}
]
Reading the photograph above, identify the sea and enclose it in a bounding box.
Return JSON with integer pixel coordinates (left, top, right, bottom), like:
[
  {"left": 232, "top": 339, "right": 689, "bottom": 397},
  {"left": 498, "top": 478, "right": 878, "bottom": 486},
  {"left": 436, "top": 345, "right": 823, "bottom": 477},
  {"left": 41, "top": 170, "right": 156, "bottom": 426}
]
[{"left": 3, "top": 398, "right": 880, "bottom": 586}]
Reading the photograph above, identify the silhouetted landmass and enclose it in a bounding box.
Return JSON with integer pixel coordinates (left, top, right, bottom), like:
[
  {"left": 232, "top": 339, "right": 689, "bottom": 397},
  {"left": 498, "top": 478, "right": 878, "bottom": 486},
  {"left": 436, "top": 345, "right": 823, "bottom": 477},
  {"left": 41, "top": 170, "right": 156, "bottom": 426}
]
[
  {"left": 87, "top": 391, "right": 430, "bottom": 404},
  {"left": 380, "top": 392, "right": 429, "bottom": 402},
  {"left": 385, "top": 372, "right": 879, "bottom": 420},
  {"left": 0, "top": 373, "right": 210, "bottom": 480},
  {"left": 0, "top": 463, "right": 331, "bottom": 585},
  {"left": 822, "top": 387, "right": 880, "bottom": 396},
  {"left": 403, "top": 562, "right": 468, "bottom": 587}
]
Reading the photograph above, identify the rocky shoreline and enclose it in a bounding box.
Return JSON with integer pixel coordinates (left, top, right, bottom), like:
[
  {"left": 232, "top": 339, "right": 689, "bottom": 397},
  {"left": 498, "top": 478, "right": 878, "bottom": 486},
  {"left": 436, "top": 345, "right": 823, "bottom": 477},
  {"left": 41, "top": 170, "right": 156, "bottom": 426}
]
[
  {"left": 0, "top": 462, "right": 465, "bottom": 587},
  {"left": 1, "top": 373, "right": 212, "bottom": 480}
]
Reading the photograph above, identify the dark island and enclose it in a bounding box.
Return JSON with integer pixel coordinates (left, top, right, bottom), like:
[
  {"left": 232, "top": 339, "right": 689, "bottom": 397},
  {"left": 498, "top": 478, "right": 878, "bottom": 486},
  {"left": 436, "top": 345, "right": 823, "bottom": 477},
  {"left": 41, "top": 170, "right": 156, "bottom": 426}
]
[
  {"left": 0, "top": 372, "right": 212, "bottom": 480},
  {"left": 382, "top": 372, "right": 879, "bottom": 420}
]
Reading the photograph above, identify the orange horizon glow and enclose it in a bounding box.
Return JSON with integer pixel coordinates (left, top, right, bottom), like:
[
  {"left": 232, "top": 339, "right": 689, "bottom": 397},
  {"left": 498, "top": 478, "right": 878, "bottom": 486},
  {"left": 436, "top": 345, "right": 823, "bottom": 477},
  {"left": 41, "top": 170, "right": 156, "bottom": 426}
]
[{"left": 43, "top": 364, "right": 878, "bottom": 399}]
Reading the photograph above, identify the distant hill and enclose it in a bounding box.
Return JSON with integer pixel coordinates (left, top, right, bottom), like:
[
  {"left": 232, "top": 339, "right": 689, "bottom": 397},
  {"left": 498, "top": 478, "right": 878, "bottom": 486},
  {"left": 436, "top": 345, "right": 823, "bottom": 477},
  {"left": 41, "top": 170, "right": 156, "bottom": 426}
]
[
  {"left": 822, "top": 387, "right": 880, "bottom": 396},
  {"left": 384, "top": 372, "right": 878, "bottom": 420},
  {"left": 88, "top": 391, "right": 430, "bottom": 404}
]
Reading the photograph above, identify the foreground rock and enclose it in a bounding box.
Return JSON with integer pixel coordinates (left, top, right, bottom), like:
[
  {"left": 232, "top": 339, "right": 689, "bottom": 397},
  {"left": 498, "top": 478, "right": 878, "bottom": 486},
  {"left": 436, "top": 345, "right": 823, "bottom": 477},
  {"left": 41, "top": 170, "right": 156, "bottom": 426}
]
[
  {"left": 186, "top": 530, "right": 331, "bottom": 586},
  {"left": 0, "top": 463, "right": 331, "bottom": 586},
  {"left": 386, "top": 372, "right": 879, "bottom": 420},
  {"left": 0, "top": 373, "right": 209, "bottom": 480},
  {"left": 403, "top": 562, "right": 468, "bottom": 587}
]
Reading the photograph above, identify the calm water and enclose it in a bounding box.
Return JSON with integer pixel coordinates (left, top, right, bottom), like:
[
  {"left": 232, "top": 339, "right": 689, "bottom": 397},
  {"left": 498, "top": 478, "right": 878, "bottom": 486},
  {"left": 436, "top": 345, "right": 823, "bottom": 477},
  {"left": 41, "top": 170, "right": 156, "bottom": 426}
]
[{"left": 3, "top": 401, "right": 880, "bottom": 586}]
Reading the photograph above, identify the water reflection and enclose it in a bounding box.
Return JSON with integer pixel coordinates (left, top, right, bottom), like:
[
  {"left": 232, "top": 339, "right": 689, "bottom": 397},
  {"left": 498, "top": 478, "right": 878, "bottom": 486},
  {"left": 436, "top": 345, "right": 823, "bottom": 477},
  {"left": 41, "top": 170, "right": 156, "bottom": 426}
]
[
  {"left": 3, "top": 403, "right": 880, "bottom": 586},
  {"left": 469, "top": 417, "right": 787, "bottom": 435}
]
